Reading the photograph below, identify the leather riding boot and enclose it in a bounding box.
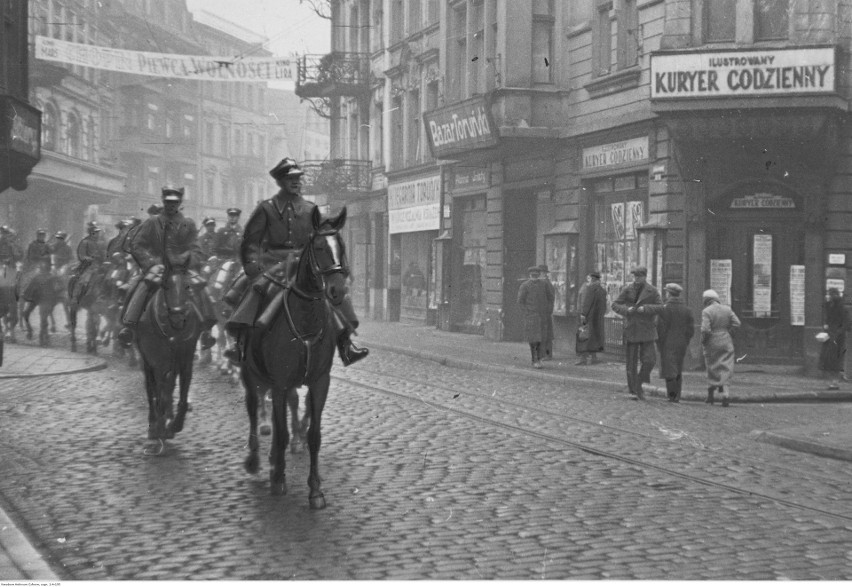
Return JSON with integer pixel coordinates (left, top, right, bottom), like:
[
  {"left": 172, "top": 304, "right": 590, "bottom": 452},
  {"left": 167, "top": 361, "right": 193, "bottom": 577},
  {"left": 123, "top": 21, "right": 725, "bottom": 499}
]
[
  {"left": 705, "top": 386, "right": 716, "bottom": 405},
  {"left": 117, "top": 326, "right": 135, "bottom": 348},
  {"left": 199, "top": 329, "right": 216, "bottom": 350},
  {"left": 337, "top": 330, "right": 369, "bottom": 366},
  {"left": 222, "top": 329, "right": 243, "bottom": 362}
]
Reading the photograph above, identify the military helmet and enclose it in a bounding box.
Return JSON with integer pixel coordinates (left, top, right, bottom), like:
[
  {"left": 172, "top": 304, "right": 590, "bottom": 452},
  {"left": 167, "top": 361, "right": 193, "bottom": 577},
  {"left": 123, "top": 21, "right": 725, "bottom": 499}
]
[
  {"left": 87, "top": 221, "right": 101, "bottom": 234},
  {"left": 54, "top": 231, "right": 68, "bottom": 239}
]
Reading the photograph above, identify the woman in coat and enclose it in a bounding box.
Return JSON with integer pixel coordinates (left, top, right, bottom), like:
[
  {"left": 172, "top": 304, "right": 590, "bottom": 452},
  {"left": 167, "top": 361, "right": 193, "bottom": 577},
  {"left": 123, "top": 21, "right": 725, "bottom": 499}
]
[
  {"left": 518, "top": 266, "right": 551, "bottom": 368},
  {"left": 576, "top": 271, "right": 606, "bottom": 365},
  {"left": 700, "top": 289, "right": 741, "bottom": 407},
  {"left": 820, "top": 287, "right": 849, "bottom": 389},
  {"left": 644, "top": 283, "right": 694, "bottom": 402}
]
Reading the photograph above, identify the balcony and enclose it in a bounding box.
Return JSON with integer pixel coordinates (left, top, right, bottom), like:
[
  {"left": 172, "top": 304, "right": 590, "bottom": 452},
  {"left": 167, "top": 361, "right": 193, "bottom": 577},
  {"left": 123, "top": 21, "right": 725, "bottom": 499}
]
[
  {"left": 300, "top": 159, "right": 372, "bottom": 195},
  {"left": 295, "top": 53, "right": 371, "bottom": 99}
]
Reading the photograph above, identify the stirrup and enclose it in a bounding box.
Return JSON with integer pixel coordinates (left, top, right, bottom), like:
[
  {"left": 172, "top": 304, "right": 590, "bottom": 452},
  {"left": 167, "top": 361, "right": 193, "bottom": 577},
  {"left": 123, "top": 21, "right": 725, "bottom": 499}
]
[{"left": 117, "top": 327, "right": 135, "bottom": 348}]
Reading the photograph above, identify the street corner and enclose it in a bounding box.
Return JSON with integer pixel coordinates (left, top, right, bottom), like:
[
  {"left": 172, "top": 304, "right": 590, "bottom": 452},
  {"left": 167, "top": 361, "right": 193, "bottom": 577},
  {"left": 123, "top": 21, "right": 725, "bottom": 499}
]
[
  {"left": 0, "top": 343, "right": 107, "bottom": 379},
  {"left": 750, "top": 425, "right": 852, "bottom": 463}
]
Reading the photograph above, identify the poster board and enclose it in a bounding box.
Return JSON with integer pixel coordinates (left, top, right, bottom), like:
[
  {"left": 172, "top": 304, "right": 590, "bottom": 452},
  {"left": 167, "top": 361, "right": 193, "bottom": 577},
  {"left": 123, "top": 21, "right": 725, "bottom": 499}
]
[
  {"left": 753, "top": 234, "right": 773, "bottom": 318},
  {"left": 789, "top": 265, "right": 805, "bottom": 326},
  {"left": 710, "top": 259, "right": 732, "bottom": 306}
]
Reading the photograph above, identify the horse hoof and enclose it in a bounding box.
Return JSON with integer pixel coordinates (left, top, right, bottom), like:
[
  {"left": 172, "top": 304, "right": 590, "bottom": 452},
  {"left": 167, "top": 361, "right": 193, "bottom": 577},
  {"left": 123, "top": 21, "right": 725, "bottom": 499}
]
[
  {"left": 269, "top": 474, "right": 287, "bottom": 496},
  {"left": 244, "top": 453, "right": 260, "bottom": 475},
  {"left": 309, "top": 493, "right": 326, "bottom": 510},
  {"left": 143, "top": 440, "right": 166, "bottom": 456},
  {"left": 260, "top": 424, "right": 271, "bottom": 436}
]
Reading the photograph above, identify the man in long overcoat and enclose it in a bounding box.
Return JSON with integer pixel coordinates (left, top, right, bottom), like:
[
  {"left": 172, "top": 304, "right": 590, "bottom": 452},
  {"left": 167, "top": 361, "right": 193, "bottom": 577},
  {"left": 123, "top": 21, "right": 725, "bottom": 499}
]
[
  {"left": 642, "top": 283, "right": 694, "bottom": 402},
  {"left": 576, "top": 271, "right": 606, "bottom": 365},
  {"left": 538, "top": 264, "right": 556, "bottom": 360},
  {"left": 612, "top": 266, "right": 661, "bottom": 400},
  {"left": 517, "top": 265, "right": 552, "bottom": 368}
]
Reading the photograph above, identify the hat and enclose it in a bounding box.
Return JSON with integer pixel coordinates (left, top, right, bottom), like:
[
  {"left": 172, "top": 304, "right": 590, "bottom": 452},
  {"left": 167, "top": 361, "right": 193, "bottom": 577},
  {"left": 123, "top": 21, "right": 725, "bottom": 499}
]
[
  {"left": 702, "top": 289, "right": 720, "bottom": 301},
  {"left": 129, "top": 216, "right": 141, "bottom": 226},
  {"left": 269, "top": 157, "right": 305, "bottom": 180},
  {"left": 630, "top": 266, "right": 648, "bottom": 277},
  {"left": 537, "top": 264, "right": 550, "bottom": 273},
  {"left": 0, "top": 225, "right": 8, "bottom": 233},
  {"left": 202, "top": 217, "right": 216, "bottom": 226},
  {"left": 87, "top": 221, "right": 101, "bottom": 232},
  {"left": 589, "top": 271, "right": 601, "bottom": 280},
  {"left": 527, "top": 265, "right": 542, "bottom": 275},
  {"left": 816, "top": 332, "right": 830, "bottom": 343},
  {"left": 36, "top": 228, "right": 47, "bottom": 235},
  {"left": 147, "top": 203, "right": 163, "bottom": 215},
  {"left": 114, "top": 220, "right": 126, "bottom": 229},
  {"left": 54, "top": 231, "right": 67, "bottom": 239},
  {"left": 226, "top": 207, "right": 242, "bottom": 216},
  {"left": 161, "top": 185, "right": 185, "bottom": 200},
  {"left": 664, "top": 283, "right": 683, "bottom": 296}
]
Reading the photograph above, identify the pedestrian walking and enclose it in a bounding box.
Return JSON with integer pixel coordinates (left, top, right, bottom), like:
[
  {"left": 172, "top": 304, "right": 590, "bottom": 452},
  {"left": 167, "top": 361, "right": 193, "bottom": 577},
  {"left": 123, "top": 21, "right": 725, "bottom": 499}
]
[
  {"left": 517, "top": 265, "right": 550, "bottom": 369},
  {"left": 700, "top": 289, "right": 741, "bottom": 407},
  {"left": 612, "top": 266, "right": 661, "bottom": 400},
  {"left": 644, "top": 283, "right": 694, "bottom": 402},
  {"left": 538, "top": 264, "right": 555, "bottom": 360},
  {"left": 576, "top": 271, "right": 606, "bottom": 365},
  {"left": 819, "top": 287, "right": 849, "bottom": 389}
]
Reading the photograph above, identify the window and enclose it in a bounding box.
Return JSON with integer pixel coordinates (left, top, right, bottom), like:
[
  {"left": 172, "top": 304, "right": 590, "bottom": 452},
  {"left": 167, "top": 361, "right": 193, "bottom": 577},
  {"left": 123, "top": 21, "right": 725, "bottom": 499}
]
[
  {"left": 390, "top": 92, "right": 403, "bottom": 170},
  {"left": 449, "top": 3, "right": 467, "bottom": 100},
  {"left": 470, "top": 1, "right": 484, "bottom": 93},
  {"left": 234, "top": 129, "right": 243, "bottom": 155},
  {"left": 532, "top": 0, "right": 554, "bottom": 84},
  {"left": 42, "top": 103, "right": 57, "bottom": 151},
  {"left": 220, "top": 123, "right": 229, "bottom": 156},
  {"left": 704, "top": 0, "right": 736, "bottom": 42},
  {"left": 205, "top": 121, "right": 215, "bottom": 153},
  {"left": 406, "top": 89, "right": 420, "bottom": 165},
  {"left": 408, "top": 0, "right": 421, "bottom": 34},
  {"left": 87, "top": 117, "right": 96, "bottom": 161},
  {"left": 593, "top": 2, "right": 613, "bottom": 76},
  {"left": 617, "top": 0, "right": 638, "bottom": 69},
  {"left": 390, "top": 0, "right": 403, "bottom": 44},
  {"left": 66, "top": 111, "right": 81, "bottom": 158},
  {"left": 427, "top": 0, "right": 439, "bottom": 25},
  {"left": 755, "top": 0, "right": 788, "bottom": 41},
  {"left": 146, "top": 103, "right": 157, "bottom": 131}
]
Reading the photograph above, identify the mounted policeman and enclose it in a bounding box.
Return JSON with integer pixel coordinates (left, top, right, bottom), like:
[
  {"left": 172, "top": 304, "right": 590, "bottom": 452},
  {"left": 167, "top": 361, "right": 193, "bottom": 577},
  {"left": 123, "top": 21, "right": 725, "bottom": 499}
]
[
  {"left": 116, "top": 186, "right": 218, "bottom": 350},
  {"left": 223, "top": 157, "right": 369, "bottom": 366},
  {"left": 214, "top": 207, "right": 242, "bottom": 261}
]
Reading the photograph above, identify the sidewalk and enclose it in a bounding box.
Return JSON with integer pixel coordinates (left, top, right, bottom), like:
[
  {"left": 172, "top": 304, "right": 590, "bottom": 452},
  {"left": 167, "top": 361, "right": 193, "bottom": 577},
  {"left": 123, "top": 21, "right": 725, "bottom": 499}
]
[{"left": 1, "top": 342, "right": 107, "bottom": 378}]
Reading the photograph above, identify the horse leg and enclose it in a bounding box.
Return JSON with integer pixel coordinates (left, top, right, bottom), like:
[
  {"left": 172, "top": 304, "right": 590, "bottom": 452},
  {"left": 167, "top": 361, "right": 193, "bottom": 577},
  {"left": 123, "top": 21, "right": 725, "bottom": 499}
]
[
  {"left": 86, "top": 310, "right": 98, "bottom": 354},
  {"left": 168, "top": 347, "right": 192, "bottom": 437},
  {"left": 142, "top": 360, "right": 166, "bottom": 456},
  {"left": 38, "top": 303, "right": 50, "bottom": 347},
  {"left": 48, "top": 307, "right": 56, "bottom": 333},
  {"left": 306, "top": 373, "right": 330, "bottom": 509},
  {"left": 259, "top": 388, "right": 272, "bottom": 436},
  {"left": 268, "top": 385, "right": 290, "bottom": 496},
  {"left": 241, "top": 367, "right": 261, "bottom": 475},
  {"left": 68, "top": 304, "right": 77, "bottom": 352},
  {"left": 22, "top": 302, "right": 33, "bottom": 340},
  {"left": 288, "top": 388, "right": 303, "bottom": 453}
]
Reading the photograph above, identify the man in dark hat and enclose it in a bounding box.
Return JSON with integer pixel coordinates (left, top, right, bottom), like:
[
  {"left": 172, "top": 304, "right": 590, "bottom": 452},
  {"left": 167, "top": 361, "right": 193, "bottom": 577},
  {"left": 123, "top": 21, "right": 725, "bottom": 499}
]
[
  {"left": 214, "top": 207, "right": 243, "bottom": 260},
  {"left": 612, "top": 266, "right": 662, "bottom": 400},
  {"left": 69, "top": 221, "right": 107, "bottom": 302},
  {"left": 117, "top": 186, "right": 217, "bottom": 349},
  {"left": 224, "top": 157, "right": 369, "bottom": 366},
  {"left": 0, "top": 225, "right": 22, "bottom": 267},
  {"left": 199, "top": 217, "right": 217, "bottom": 259},
  {"left": 576, "top": 271, "right": 606, "bottom": 366},
  {"left": 537, "top": 264, "right": 556, "bottom": 360},
  {"left": 518, "top": 265, "right": 551, "bottom": 368},
  {"left": 25, "top": 229, "right": 52, "bottom": 272},
  {"left": 107, "top": 219, "right": 132, "bottom": 258},
  {"left": 640, "top": 283, "right": 694, "bottom": 402},
  {"left": 50, "top": 231, "right": 73, "bottom": 273}
]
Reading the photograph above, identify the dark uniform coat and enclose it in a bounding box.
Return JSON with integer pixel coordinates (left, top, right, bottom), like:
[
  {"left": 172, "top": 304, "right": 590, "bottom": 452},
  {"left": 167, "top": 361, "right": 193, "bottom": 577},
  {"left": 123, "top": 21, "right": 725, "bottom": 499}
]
[
  {"left": 199, "top": 230, "right": 218, "bottom": 258},
  {"left": 240, "top": 195, "right": 316, "bottom": 278},
  {"left": 50, "top": 241, "right": 73, "bottom": 271},
  {"left": 76, "top": 235, "right": 107, "bottom": 265},
  {"left": 215, "top": 223, "right": 243, "bottom": 259},
  {"left": 26, "top": 240, "right": 52, "bottom": 269},
  {"left": 0, "top": 235, "right": 22, "bottom": 265},
  {"left": 820, "top": 298, "right": 850, "bottom": 373},
  {"left": 649, "top": 296, "right": 694, "bottom": 379},
  {"left": 517, "top": 278, "right": 551, "bottom": 343},
  {"left": 577, "top": 281, "right": 607, "bottom": 353},
  {"left": 612, "top": 282, "right": 662, "bottom": 343},
  {"left": 128, "top": 213, "right": 204, "bottom": 273}
]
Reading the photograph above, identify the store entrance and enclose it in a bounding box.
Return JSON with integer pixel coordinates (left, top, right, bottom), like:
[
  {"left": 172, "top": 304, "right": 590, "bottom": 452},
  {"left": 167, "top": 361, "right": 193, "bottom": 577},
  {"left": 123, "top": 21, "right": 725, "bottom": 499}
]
[{"left": 707, "top": 212, "right": 805, "bottom": 361}]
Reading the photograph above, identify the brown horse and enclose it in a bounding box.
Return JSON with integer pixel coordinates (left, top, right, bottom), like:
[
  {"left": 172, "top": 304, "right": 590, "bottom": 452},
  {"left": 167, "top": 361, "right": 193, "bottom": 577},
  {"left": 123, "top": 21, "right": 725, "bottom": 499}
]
[
  {"left": 68, "top": 262, "right": 110, "bottom": 354},
  {"left": 136, "top": 271, "right": 202, "bottom": 456},
  {"left": 239, "top": 206, "right": 349, "bottom": 509}
]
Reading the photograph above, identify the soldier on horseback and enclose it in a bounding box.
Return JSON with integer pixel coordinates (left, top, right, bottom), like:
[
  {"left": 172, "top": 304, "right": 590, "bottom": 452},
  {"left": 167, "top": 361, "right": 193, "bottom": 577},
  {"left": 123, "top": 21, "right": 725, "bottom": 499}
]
[
  {"left": 199, "top": 217, "right": 217, "bottom": 259},
  {"left": 25, "top": 229, "right": 52, "bottom": 272},
  {"left": 116, "top": 186, "right": 217, "bottom": 350},
  {"left": 50, "top": 231, "right": 73, "bottom": 273},
  {"left": 215, "top": 208, "right": 242, "bottom": 261},
  {"left": 223, "top": 157, "right": 369, "bottom": 366},
  {"left": 0, "top": 226, "right": 22, "bottom": 267}
]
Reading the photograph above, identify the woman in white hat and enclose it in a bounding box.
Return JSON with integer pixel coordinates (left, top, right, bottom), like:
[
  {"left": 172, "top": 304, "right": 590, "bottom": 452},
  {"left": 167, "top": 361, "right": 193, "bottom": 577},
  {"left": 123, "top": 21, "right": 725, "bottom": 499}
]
[{"left": 700, "top": 289, "right": 741, "bottom": 406}]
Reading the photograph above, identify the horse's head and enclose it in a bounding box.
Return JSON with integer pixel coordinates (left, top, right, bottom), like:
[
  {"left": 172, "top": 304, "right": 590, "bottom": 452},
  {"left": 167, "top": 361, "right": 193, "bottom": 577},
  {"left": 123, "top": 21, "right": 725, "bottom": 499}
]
[
  {"left": 303, "top": 206, "right": 349, "bottom": 306},
  {"left": 162, "top": 272, "right": 191, "bottom": 330}
]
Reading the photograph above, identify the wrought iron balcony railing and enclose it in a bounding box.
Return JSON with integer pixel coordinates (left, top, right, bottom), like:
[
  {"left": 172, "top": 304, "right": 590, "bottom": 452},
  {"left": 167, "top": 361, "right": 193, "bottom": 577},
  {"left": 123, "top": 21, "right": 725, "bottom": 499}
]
[
  {"left": 295, "top": 52, "right": 371, "bottom": 98},
  {"left": 300, "top": 159, "right": 372, "bottom": 195}
]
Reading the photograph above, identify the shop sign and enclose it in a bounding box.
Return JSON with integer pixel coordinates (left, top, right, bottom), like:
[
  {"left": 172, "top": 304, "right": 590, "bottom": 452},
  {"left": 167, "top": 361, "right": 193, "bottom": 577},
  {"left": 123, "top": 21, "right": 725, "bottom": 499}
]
[
  {"left": 453, "top": 165, "right": 489, "bottom": 191},
  {"left": 730, "top": 193, "right": 795, "bottom": 209},
  {"left": 651, "top": 47, "right": 835, "bottom": 99},
  {"left": 581, "top": 137, "right": 649, "bottom": 171},
  {"left": 828, "top": 253, "right": 846, "bottom": 266},
  {"left": 423, "top": 97, "right": 497, "bottom": 158},
  {"left": 2, "top": 96, "right": 41, "bottom": 160},
  {"left": 388, "top": 174, "right": 441, "bottom": 234}
]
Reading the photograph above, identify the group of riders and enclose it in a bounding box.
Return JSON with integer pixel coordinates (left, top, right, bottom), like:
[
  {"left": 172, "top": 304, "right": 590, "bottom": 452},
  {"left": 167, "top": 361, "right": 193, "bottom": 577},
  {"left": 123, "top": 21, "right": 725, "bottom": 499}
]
[{"left": 0, "top": 157, "right": 369, "bottom": 368}]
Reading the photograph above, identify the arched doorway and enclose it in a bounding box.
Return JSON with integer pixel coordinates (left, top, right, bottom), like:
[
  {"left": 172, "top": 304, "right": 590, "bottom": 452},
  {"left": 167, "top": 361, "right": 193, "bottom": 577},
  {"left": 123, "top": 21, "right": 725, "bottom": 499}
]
[{"left": 706, "top": 180, "right": 805, "bottom": 361}]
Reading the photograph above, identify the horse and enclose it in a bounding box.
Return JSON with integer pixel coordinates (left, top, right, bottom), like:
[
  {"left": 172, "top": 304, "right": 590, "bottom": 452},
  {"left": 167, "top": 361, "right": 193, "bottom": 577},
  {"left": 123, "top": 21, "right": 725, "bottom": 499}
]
[
  {"left": 101, "top": 256, "right": 139, "bottom": 367},
  {"left": 20, "top": 264, "right": 66, "bottom": 347},
  {"left": 238, "top": 206, "right": 350, "bottom": 509},
  {"left": 68, "top": 261, "right": 110, "bottom": 354},
  {"left": 200, "top": 256, "right": 242, "bottom": 376},
  {"left": 136, "top": 270, "right": 203, "bottom": 456}
]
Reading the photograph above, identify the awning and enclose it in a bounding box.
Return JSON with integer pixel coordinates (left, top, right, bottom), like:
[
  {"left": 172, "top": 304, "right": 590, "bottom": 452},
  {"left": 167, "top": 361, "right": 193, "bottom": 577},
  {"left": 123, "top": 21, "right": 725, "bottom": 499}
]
[
  {"left": 545, "top": 220, "right": 579, "bottom": 235},
  {"left": 25, "top": 151, "right": 126, "bottom": 203}
]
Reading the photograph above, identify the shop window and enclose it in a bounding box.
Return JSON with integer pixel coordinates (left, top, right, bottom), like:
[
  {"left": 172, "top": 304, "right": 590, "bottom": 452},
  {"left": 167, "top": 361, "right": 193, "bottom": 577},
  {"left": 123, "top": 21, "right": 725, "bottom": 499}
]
[
  {"left": 755, "top": 0, "right": 788, "bottom": 41},
  {"left": 704, "top": 0, "right": 736, "bottom": 42},
  {"left": 456, "top": 195, "right": 487, "bottom": 331}
]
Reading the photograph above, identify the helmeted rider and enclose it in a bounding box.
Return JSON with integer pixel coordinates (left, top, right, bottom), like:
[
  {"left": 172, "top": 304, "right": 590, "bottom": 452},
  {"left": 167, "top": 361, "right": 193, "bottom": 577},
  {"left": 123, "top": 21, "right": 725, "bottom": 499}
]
[
  {"left": 214, "top": 207, "right": 242, "bottom": 260},
  {"left": 116, "top": 186, "right": 217, "bottom": 350},
  {"left": 107, "top": 219, "right": 132, "bottom": 259},
  {"left": 70, "top": 222, "right": 107, "bottom": 295},
  {"left": 0, "top": 225, "right": 23, "bottom": 267},
  {"left": 199, "top": 217, "right": 217, "bottom": 259},
  {"left": 223, "top": 157, "right": 369, "bottom": 366},
  {"left": 25, "top": 229, "right": 52, "bottom": 272},
  {"left": 50, "top": 231, "right": 73, "bottom": 273}
]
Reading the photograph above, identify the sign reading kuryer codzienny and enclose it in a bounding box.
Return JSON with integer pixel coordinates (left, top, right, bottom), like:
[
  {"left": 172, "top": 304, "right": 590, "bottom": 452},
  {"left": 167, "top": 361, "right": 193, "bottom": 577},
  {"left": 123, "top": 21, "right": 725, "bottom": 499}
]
[
  {"left": 651, "top": 47, "right": 835, "bottom": 99},
  {"left": 582, "top": 137, "right": 649, "bottom": 171}
]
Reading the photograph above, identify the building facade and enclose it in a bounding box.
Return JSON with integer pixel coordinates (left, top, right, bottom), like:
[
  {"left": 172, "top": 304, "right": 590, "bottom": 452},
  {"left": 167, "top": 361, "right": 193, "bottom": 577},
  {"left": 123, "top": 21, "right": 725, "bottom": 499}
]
[{"left": 304, "top": 0, "right": 852, "bottom": 373}]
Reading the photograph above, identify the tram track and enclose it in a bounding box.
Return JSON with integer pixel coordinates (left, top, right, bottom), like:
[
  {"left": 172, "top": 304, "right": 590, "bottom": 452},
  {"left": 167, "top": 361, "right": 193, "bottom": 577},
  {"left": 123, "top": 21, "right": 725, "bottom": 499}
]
[{"left": 333, "top": 367, "right": 852, "bottom": 524}]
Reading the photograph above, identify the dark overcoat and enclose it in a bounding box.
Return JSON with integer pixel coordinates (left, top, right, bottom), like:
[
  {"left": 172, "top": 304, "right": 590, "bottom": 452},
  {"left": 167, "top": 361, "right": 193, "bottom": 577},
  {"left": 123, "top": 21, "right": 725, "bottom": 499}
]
[
  {"left": 612, "top": 282, "right": 661, "bottom": 343},
  {"left": 577, "top": 281, "right": 606, "bottom": 353},
  {"left": 649, "top": 297, "right": 694, "bottom": 379},
  {"left": 128, "top": 213, "right": 204, "bottom": 273},
  {"left": 517, "top": 278, "right": 550, "bottom": 343}
]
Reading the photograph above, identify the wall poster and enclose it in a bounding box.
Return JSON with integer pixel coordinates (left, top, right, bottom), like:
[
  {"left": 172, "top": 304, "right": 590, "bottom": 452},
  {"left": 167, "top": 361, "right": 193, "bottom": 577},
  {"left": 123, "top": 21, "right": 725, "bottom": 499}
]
[
  {"left": 753, "top": 234, "right": 773, "bottom": 318},
  {"left": 710, "top": 259, "right": 732, "bottom": 306},
  {"left": 789, "top": 265, "right": 805, "bottom": 326}
]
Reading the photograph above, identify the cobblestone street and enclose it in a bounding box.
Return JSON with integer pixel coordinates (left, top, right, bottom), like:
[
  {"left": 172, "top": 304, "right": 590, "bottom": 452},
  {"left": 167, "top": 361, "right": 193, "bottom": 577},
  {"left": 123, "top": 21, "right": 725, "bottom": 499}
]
[{"left": 2, "top": 325, "right": 852, "bottom": 580}]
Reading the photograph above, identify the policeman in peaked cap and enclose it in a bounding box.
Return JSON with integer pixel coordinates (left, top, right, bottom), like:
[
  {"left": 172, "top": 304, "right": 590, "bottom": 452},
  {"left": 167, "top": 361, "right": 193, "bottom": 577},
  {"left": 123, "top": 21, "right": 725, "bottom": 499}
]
[
  {"left": 199, "top": 216, "right": 217, "bottom": 259},
  {"left": 222, "top": 156, "right": 369, "bottom": 366},
  {"left": 214, "top": 207, "right": 243, "bottom": 259},
  {"left": 117, "top": 185, "right": 217, "bottom": 350}
]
